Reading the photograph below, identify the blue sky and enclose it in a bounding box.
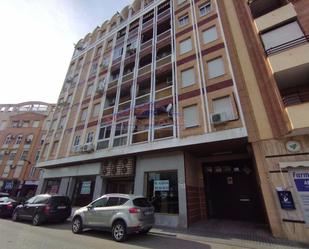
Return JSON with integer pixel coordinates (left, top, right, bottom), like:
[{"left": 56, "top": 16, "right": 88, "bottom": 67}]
[{"left": 0, "top": 0, "right": 132, "bottom": 104}]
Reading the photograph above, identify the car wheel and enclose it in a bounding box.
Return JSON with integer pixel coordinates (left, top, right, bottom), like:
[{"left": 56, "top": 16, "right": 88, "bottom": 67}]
[
  {"left": 72, "top": 217, "right": 83, "bottom": 234},
  {"left": 32, "top": 213, "right": 42, "bottom": 226},
  {"left": 112, "top": 221, "right": 127, "bottom": 242},
  {"left": 12, "top": 211, "right": 19, "bottom": 222},
  {"left": 140, "top": 228, "right": 151, "bottom": 235}
]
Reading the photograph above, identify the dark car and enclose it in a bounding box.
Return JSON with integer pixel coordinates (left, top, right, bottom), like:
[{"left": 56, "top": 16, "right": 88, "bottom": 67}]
[
  {"left": 0, "top": 197, "right": 18, "bottom": 218},
  {"left": 12, "top": 194, "right": 71, "bottom": 226},
  {"left": 0, "top": 192, "right": 9, "bottom": 198}
]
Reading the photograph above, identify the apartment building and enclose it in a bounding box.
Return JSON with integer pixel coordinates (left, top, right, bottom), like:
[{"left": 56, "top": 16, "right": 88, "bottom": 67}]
[
  {"left": 36, "top": 0, "right": 309, "bottom": 243},
  {"left": 0, "top": 102, "right": 55, "bottom": 198}
]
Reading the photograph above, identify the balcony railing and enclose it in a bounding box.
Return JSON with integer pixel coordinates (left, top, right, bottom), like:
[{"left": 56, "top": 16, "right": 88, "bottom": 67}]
[
  {"left": 282, "top": 90, "right": 309, "bottom": 107},
  {"left": 266, "top": 35, "right": 309, "bottom": 56}
]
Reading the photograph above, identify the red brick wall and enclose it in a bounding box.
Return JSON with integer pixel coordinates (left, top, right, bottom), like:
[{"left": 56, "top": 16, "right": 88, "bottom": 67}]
[{"left": 186, "top": 185, "right": 207, "bottom": 224}]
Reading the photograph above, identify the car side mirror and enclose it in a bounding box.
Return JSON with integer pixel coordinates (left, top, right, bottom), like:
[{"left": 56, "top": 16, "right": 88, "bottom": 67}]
[{"left": 87, "top": 205, "right": 93, "bottom": 210}]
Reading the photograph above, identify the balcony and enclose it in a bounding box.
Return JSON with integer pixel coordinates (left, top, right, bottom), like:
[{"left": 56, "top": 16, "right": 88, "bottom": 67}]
[
  {"left": 285, "top": 102, "right": 309, "bottom": 133},
  {"left": 248, "top": 0, "right": 289, "bottom": 19},
  {"left": 254, "top": 3, "right": 296, "bottom": 32},
  {"left": 156, "top": 54, "right": 171, "bottom": 68}
]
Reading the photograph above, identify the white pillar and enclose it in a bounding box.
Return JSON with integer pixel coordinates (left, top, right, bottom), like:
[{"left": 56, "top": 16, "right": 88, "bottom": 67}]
[{"left": 92, "top": 175, "right": 103, "bottom": 201}]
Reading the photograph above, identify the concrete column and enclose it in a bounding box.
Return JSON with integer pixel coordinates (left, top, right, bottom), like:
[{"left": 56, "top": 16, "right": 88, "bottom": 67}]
[
  {"left": 58, "top": 177, "right": 70, "bottom": 195},
  {"left": 92, "top": 175, "right": 103, "bottom": 201},
  {"left": 36, "top": 178, "right": 44, "bottom": 195}
]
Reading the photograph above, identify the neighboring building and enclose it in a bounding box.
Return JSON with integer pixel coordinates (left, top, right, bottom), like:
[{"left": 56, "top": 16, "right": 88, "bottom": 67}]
[
  {"left": 0, "top": 102, "right": 55, "bottom": 197},
  {"left": 36, "top": 0, "right": 309, "bottom": 243}
]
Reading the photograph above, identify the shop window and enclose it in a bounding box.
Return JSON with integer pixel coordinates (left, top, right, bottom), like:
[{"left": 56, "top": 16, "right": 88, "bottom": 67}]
[
  {"left": 44, "top": 179, "right": 61, "bottom": 194},
  {"left": 181, "top": 68, "right": 195, "bottom": 87},
  {"left": 146, "top": 171, "right": 179, "bottom": 214},
  {"left": 207, "top": 57, "right": 225, "bottom": 79},
  {"left": 203, "top": 26, "right": 218, "bottom": 44},
  {"left": 183, "top": 105, "right": 199, "bottom": 128},
  {"left": 180, "top": 38, "right": 192, "bottom": 54}
]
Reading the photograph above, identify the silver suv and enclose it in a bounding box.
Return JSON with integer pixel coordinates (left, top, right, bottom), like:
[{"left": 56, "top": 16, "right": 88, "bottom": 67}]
[{"left": 71, "top": 194, "right": 155, "bottom": 242}]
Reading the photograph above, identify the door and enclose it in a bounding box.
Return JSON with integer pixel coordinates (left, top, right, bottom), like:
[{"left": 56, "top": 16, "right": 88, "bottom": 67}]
[
  {"left": 106, "top": 179, "right": 134, "bottom": 194},
  {"left": 72, "top": 177, "right": 95, "bottom": 207},
  {"left": 204, "top": 160, "right": 265, "bottom": 222},
  {"left": 19, "top": 196, "right": 37, "bottom": 219},
  {"left": 84, "top": 197, "right": 108, "bottom": 226}
]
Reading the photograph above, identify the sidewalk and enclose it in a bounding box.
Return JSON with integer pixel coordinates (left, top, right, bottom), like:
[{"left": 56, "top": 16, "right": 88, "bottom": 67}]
[{"left": 149, "top": 220, "right": 309, "bottom": 249}]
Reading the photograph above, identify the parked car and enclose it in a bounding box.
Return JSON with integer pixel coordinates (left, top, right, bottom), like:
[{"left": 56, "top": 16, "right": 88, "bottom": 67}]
[
  {"left": 0, "top": 192, "right": 9, "bottom": 198},
  {"left": 71, "top": 194, "right": 155, "bottom": 242},
  {"left": 0, "top": 197, "right": 18, "bottom": 218},
  {"left": 12, "top": 194, "right": 71, "bottom": 226}
]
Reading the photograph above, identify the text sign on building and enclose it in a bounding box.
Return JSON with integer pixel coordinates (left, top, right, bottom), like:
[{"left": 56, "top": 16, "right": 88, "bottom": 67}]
[
  {"left": 80, "top": 181, "right": 91, "bottom": 195},
  {"left": 293, "top": 171, "right": 309, "bottom": 227},
  {"left": 154, "top": 180, "right": 169, "bottom": 191},
  {"left": 277, "top": 190, "right": 295, "bottom": 210}
]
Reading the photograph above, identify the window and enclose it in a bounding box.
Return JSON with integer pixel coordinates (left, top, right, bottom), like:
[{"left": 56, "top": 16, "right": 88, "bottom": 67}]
[
  {"left": 73, "top": 135, "right": 80, "bottom": 146},
  {"left": 86, "top": 132, "right": 94, "bottom": 144},
  {"left": 80, "top": 109, "right": 88, "bottom": 122},
  {"left": 91, "top": 197, "right": 108, "bottom": 208},
  {"left": 92, "top": 104, "right": 100, "bottom": 117},
  {"left": 106, "top": 197, "right": 120, "bottom": 207},
  {"left": 146, "top": 171, "right": 179, "bottom": 214},
  {"left": 51, "top": 141, "right": 59, "bottom": 155},
  {"left": 200, "top": 2, "right": 211, "bottom": 16},
  {"left": 101, "top": 57, "right": 110, "bottom": 68},
  {"left": 183, "top": 105, "right": 199, "bottom": 128},
  {"left": 207, "top": 57, "right": 225, "bottom": 79},
  {"left": 42, "top": 144, "right": 49, "bottom": 158},
  {"left": 179, "top": 38, "right": 192, "bottom": 54},
  {"left": 35, "top": 150, "right": 41, "bottom": 162},
  {"left": 181, "top": 68, "right": 195, "bottom": 87},
  {"left": 25, "top": 134, "right": 33, "bottom": 144},
  {"left": 90, "top": 63, "right": 98, "bottom": 75},
  {"left": 213, "top": 96, "right": 235, "bottom": 120},
  {"left": 115, "top": 121, "right": 128, "bottom": 137},
  {"left": 22, "top": 121, "right": 30, "bottom": 128},
  {"left": 16, "top": 135, "right": 23, "bottom": 145},
  {"left": 32, "top": 120, "right": 40, "bottom": 128},
  {"left": 113, "top": 47, "right": 123, "bottom": 59},
  {"left": 20, "top": 150, "right": 29, "bottom": 161},
  {"left": 9, "top": 151, "right": 16, "bottom": 161},
  {"left": 177, "top": 0, "right": 186, "bottom": 5},
  {"left": 86, "top": 84, "right": 94, "bottom": 97},
  {"left": 261, "top": 21, "right": 304, "bottom": 52},
  {"left": 203, "top": 26, "right": 218, "bottom": 44},
  {"left": 34, "top": 196, "right": 50, "bottom": 204},
  {"left": 25, "top": 196, "right": 37, "bottom": 204},
  {"left": 58, "top": 117, "right": 66, "bottom": 129},
  {"left": 178, "top": 15, "right": 189, "bottom": 27},
  {"left": 98, "top": 125, "right": 111, "bottom": 140},
  {"left": 4, "top": 135, "right": 12, "bottom": 144}
]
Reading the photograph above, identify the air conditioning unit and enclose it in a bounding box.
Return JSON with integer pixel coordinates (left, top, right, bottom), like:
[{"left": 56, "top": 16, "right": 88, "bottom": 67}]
[
  {"left": 211, "top": 112, "right": 229, "bottom": 124},
  {"left": 82, "top": 143, "right": 95, "bottom": 153}
]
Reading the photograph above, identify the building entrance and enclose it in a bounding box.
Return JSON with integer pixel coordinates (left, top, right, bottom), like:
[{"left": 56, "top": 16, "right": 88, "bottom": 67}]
[
  {"left": 204, "top": 159, "right": 265, "bottom": 222},
  {"left": 106, "top": 178, "right": 134, "bottom": 194}
]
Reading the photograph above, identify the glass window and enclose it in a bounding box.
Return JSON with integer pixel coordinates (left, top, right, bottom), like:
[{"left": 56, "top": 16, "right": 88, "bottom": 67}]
[
  {"left": 181, "top": 68, "right": 195, "bottom": 87},
  {"left": 86, "top": 132, "right": 94, "bottom": 144},
  {"left": 179, "top": 38, "right": 192, "bottom": 54},
  {"left": 34, "top": 196, "right": 50, "bottom": 204},
  {"left": 92, "top": 197, "right": 108, "bottom": 208},
  {"left": 92, "top": 104, "right": 100, "bottom": 117},
  {"left": 20, "top": 150, "right": 29, "bottom": 160},
  {"left": 80, "top": 109, "right": 88, "bottom": 122},
  {"left": 73, "top": 135, "right": 80, "bottom": 146},
  {"left": 119, "top": 197, "right": 129, "bottom": 205},
  {"left": 25, "top": 196, "right": 37, "bottom": 204},
  {"left": 4, "top": 135, "right": 12, "bottom": 144},
  {"left": 106, "top": 197, "right": 120, "bottom": 207},
  {"left": 98, "top": 125, "right": 112, "bottom": 140},
  {"left": 203, "top": 26, "right": 218, "bottom": 44},
  {"left": 200, "top": 2, "right": 211, "bottom": 16},
  {"left": 213, "top": 96, "right": 235, "bottom": 120},
  {"left": 183, "top": 105, "right": 199, "bottom": 128},
  {"left": 9, "top": 151, "right": 16, "bottom": 161},
  {"left": 16, "top": 135, "right": 23, "bottom": 145},
  {"left": 207, "top": 57, "right": 225, "bottom": 79},
  {"left": 44, "top": 179, "right": 61, "bottom": 194},
  {"left": 133, "top": 198, "right": 151, "bottom": 207},
  {"left": 146, "top": 171, "right": 179, "bottom": 214},
  {"left": 178, "top": 15, "right": 189, "bottom": 27}
]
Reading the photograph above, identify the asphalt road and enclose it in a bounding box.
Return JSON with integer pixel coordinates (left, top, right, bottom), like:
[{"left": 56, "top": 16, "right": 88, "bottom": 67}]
[{"left": 0, "top": 218, "right": 307, "bottom": 249}]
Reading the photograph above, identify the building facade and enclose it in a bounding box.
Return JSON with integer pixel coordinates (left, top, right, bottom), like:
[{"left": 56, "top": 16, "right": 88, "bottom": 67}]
[
  {"left": 36, "top": 0, "right": 309, "bottom": 243},
  {"left": 0, "top": 102, "right": 55, "bottom": 198}
]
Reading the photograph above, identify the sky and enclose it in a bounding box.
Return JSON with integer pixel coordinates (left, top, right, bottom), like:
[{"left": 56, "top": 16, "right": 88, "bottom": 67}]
[{"left": 0, "top": 0, "right": 132, "bottom": 104}]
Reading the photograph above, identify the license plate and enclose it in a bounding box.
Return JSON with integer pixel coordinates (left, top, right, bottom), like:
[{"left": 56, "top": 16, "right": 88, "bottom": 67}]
[
  {"left": 144, "top": 211, "right": 153, "bottom": 215},
  {"left": 58, "top": 206, "right": 66, "bottom": 209}
]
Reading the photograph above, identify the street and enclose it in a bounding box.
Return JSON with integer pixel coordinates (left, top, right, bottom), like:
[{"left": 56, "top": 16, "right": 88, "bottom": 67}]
[{"left": 0, "top": 218, "right": 308, "bottom": 249}]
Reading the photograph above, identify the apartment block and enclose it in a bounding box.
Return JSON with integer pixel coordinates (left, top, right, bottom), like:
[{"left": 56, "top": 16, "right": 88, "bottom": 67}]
[
  {"left": 36, "top": 0, "right": 309, "bottom": 243},
  {"left": 0, "top": 102, "right": 55, "bottom": 198}
]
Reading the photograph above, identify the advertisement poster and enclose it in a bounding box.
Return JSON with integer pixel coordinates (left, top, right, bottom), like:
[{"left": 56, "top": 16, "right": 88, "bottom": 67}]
[
  {"left": 293, "top": 171, "right": 309, "bottom": 227},
  {"left": 80, "top": 181, "right": 91, "bottom": 195},
  {"left": 154, "top": 180, "right": 169, "bottom": 191}
]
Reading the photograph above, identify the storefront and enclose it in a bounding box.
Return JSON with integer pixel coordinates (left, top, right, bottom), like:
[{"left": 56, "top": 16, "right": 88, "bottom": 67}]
[{"left": 134, "top": 151, "right": 187, "bottom": 228}]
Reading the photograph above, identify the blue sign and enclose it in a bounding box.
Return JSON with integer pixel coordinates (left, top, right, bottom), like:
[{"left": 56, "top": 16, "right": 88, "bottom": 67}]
[
  {"left": 293, "top": 172, "right": 309, "bottom": 192},
  {"left": 4, "top": 181, "right": 13, "bottom": 190},
  {"left": 277, "top": 191, "right": 295, "bottom": 210}
]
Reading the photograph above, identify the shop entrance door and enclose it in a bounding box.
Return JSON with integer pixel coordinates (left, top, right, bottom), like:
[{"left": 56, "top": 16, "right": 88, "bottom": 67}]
[
  {"left": 72, "top": 176, "right": 95, "bottom": 207},
  {"left": 204, "top": 160, "right": 265, "bottom": 222},
  {"left": 106, "top": 179, "right": 134, "bottom": 194}
]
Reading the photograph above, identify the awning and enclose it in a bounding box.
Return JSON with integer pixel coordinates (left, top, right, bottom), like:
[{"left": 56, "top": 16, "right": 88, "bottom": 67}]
[{"left": 279, "top": 161, "right": 309, "bottom": 169}]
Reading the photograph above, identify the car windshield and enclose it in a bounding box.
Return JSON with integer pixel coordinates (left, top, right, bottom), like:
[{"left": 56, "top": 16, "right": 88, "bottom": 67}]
[
  {"left": 0, "top": 197, "right": 15, "bottom": 203},
  {"left": 133, "top": 198, "right": 152, "bottom": 207}
]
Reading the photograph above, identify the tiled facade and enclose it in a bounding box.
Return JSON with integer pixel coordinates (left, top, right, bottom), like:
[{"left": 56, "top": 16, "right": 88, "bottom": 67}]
[{"left": 36, "top": 0, "right": 309, "bottom": 243}]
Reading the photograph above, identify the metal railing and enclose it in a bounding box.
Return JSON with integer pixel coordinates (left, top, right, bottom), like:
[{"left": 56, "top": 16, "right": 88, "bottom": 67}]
[
  {"left": 282, "top": 89, "right": 309, "bottom": 107},
  {"left": 265, "top": 35, "right": 309, "bottom": 56}
]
